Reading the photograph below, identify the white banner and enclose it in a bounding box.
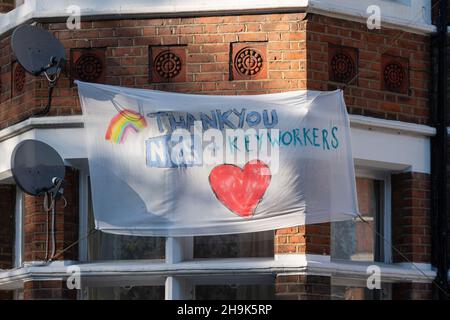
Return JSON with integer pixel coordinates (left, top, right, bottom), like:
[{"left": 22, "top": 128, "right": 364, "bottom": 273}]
[{"left": 77, "top": 81, "right": 358, "bottom": 236}]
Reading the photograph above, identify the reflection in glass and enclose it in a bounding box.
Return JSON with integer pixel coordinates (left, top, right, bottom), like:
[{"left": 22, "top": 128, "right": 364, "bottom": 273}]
[
  {"left": 195, "top": 284, "right": 274, "bottom": 300},
  {"left": 194, "top": 231, "right": 274, "bottom": 258},
  {"left": 87, "top": 179, "right": 165, "bottom": 260},
  {"left": 331, "top": 178, "right": 385, "bottom": 262}
]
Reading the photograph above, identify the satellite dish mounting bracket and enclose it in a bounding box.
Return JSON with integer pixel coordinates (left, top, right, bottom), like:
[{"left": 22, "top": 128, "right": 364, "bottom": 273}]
[{"left": 34, "top": 56, "right": 65, "bottom": 117}]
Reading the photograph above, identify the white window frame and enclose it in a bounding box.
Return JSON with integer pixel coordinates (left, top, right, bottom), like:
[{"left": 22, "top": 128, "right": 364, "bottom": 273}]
[
  {"left": 330, "top": 276, "right": 393, "bottom": 300},
  {"left": 14, "top": 188, "right": 23, "bottom": 268}
]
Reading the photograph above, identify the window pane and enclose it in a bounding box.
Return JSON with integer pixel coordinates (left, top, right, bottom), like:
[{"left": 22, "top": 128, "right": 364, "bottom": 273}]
[
  {"left": 88, "top": 286, "right": 164, "bottom": 300},
  {"left": 87, "top": 179, "right": 165, "bottom": 260},
  {"left": 331, "top": 178, "right": 384, "bottom": 262},
  {"left": 0, "top": 185, "right": 16, "bottom": 270},
  {"left": 331, "top": 279, "right": 392, "bottom": 300},
  {"left": 194, "top": 231, "right": 274, "bottom": 258},
  {"left": 88, "top": 232, "right": 165, "bottom": 260},
  {"left": 195, "top": 284, "right": 274, "bottom": 300}
]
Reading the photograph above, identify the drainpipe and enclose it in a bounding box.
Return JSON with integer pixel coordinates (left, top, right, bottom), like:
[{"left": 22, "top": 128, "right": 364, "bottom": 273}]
[{"left": 431, "top": 0, "right": 449, "bottom": 300}]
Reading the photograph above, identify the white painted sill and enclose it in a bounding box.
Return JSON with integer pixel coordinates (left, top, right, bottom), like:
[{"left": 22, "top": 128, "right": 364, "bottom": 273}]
[{"left": 0, "top": 256, "right": 437, "bottom": 290}]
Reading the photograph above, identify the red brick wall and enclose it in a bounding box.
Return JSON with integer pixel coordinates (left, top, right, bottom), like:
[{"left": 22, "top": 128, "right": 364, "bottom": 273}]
[
  {"left": 23, "top": 280, "right": 77, "bottom": 300},
  {"left": 307, "top": 14, "right": 430, "bottom": 125},
  {"left": 0, "top": 13, "right": 425, "bottom": 125},
  {"left": 0, "top": 13, "right": 311, "bottom": 129},
  {"left": 391, "top": 172, "right": 431, "bottom": 263},
  {"left": 20, "top": 169, "right": 79, "bottom": 300},
  {"left": 275, "top": 223, "right": 330, "bottom": 255},
  {"left": 275, "top": 275, "right": 330, "bottom": 300},
  {"left": 23, "top": 167, "right": 79, "bottom": 262},
  {"left": 0, "top": 13, "right": 430, "bottom": 127}
]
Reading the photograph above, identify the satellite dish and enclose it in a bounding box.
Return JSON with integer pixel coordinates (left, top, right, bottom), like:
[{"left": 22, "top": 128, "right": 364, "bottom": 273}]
[
  {"left": 11, "top": 25, "right": 66, "bottom": 116},
  {"left": 11, "top": 25, "right": 66, "bottom": 76},
  {"left": 11, "top": 140, "right": 65, "bottom": 196}
]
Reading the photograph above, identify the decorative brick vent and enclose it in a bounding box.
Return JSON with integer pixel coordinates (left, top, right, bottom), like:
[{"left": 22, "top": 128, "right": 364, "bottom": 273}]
[
  {"left": 70, "top": 48, "right": 106, "bottom": 84},
  {"left": 149, "top": 46, "right": 187, "bottom": 83},
  {"left": 155, "top": 51, "right": 182, "bottom": 78},
  {"left": 231, "top": 42, "right": 267, "bottom": 80},
  {"left": 328, "top": 45, "right": 358, "bottom": 84},
  {"left": 235, "top": 48, "right": 263, "bottom": 76},
  {"left": 12, "top": 62, "right": 26, "bottom": 97},
  {"left": 381, "top": 54, "right": 409, "bottom": 94}
]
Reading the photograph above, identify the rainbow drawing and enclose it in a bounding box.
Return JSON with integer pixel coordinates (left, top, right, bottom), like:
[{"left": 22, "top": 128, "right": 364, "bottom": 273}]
[{"left": 105, "top": 109, "right": 147, "bottom": 144}]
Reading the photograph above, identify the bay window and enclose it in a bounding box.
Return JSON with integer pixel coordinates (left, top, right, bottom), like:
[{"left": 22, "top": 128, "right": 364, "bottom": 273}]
[{"left": 81, "top": 168, "right": 392, "bottom": 299}]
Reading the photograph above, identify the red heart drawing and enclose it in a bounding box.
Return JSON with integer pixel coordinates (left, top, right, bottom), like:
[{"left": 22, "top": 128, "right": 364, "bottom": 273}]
[{"left": 209, "top": 160, "right": 271, "bottom": 218}]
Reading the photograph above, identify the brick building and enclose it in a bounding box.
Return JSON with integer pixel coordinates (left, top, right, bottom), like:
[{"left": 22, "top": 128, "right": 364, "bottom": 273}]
[{"left": 0, "top": 0, "right": 446, "bottom": 299}]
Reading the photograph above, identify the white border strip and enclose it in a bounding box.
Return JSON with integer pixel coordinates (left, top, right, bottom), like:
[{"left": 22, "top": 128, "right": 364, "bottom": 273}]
[
  {"left": 0, "top": 256, "right": 436, "bottom": 290},
  {"left": 0, "top": 116, "right": 83, "bottom": 143},
  {"left": 0, "top": 114, "right": 435, "bottom": 143},
  {"left": 350, "top": 115, "right": 436, "bottom": 137}
]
